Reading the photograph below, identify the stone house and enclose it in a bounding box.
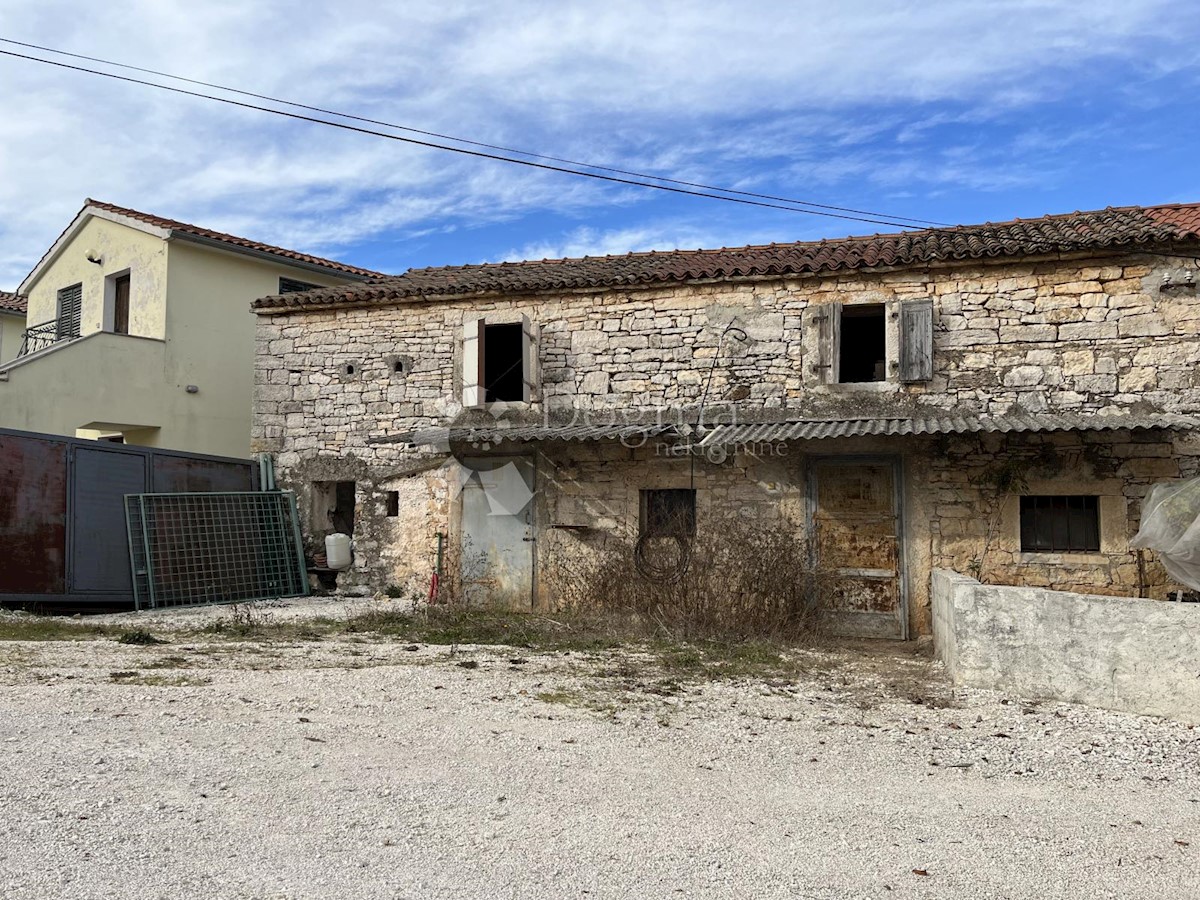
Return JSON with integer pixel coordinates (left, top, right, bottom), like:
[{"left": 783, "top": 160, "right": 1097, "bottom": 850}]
[{"left": 251, "top": 202, "right": 1200, "bottom": 638}]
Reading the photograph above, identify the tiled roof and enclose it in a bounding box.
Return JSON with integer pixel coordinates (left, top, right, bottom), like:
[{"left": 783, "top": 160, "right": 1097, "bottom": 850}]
[
  {"left": 86, "top": 199, "right": 384, "bottom": 278},
  {"left": 254, "top": 202, "right": 1200, "bottom": 313},
  {"left": 250, "top": 200, "right": 1200, "bottom": 314},
  {"left": 0, "top": 291, "right": 27, "bottom": 314}
]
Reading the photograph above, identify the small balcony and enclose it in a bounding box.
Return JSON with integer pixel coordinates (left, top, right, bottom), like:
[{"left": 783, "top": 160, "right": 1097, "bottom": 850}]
[{"left": 18, "top": 317, "right": 80, "bottom": 357}]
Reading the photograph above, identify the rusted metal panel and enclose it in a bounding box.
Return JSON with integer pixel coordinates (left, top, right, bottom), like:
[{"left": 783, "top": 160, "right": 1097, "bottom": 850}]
[
  {"left": 810, "top": 458, "right": 905, "bottom": 639},
  {"left": 151, "top": 455, "right": 254, "bottom": 493},
  {"left": 0, "top": 427, "right": 256, "bottom": 606},
  {"left": 0, "top": 433, "right": 68, "bottom": 594}
]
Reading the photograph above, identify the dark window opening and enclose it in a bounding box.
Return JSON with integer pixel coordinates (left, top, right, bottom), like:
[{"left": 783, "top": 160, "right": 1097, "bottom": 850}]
[
  {"left": 1020, "top": 495, "right": 1100, "bottom": 553},
  {"left": 279, "top": 277, "right": 321, "bottom": 294},
  {"left": 839, "top": 304, "right": 886, "bottom": 383},
  {"left": 640, "top": 488, "right": 696, "bottom": 537},
  {"left": 393, "top": 359, "right": 405, "bottom": 374},
  {"left": 113, "top": 274, "right": 130, "bottom": 335},
  {"left": 57, "top": 283, "right": 82, "bottom": 340},
  {"left": 344, "top": 363, "right": 356, "bottom": 376},
  {"left": 484, "top": 322, "right": 524, "bottom": 402},
  {"left": 98, "top": 434, "right": 125, "bottom": 444},
  {"left": 385, "top": 491, "right": 400, "bottom": 517},
  {"left": 313, "top": 480, "right": 357, "bottom": 535}
]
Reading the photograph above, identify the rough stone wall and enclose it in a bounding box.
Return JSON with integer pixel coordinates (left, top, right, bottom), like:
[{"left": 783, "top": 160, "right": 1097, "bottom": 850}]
[
  {"left": 252, "top": 250, "right": 1200, "bottom": 617},
  {"left": 253, "top": 252, "right": 1200, "bottom": 459},
  {"left": 926, "top": 429, "right": 1200, "bottom": 599}
]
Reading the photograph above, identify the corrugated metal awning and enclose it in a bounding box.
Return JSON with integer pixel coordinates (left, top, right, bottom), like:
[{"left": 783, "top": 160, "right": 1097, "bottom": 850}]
[
  {"left": 368, "top": 422, "right": 678, "bottom": 447},
  {"left": 697, "top": 412, "right": 1200, "bottom": 446}
]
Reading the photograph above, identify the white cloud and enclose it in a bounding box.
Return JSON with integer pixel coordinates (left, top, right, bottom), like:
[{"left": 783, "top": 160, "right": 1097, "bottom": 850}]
[
  {"left": 496, "top": 220, "right": 803, "bottom": 264},
  {"left": 0, "top": 0, "right": 1196, "bottom": 284}
]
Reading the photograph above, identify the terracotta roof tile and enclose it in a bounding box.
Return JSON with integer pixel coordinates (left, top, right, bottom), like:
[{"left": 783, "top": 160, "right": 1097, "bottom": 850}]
[
  {"left": 0, "top": 291, "right": 27, "bottom": 314},
  {"left": 86, "top": 199, "right": 385, "bottom": 278},
  {"left": 254, "top": 202, "right": 1200, "bottom": 313}
]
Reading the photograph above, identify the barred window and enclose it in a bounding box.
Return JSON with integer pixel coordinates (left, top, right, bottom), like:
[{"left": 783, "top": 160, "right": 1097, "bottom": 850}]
[
  {"left": 1020, "top": 495, "right": 1100, "bottom": 553},
  {"left": 640, "top": 489, "right": 696, "bottom": 537}
]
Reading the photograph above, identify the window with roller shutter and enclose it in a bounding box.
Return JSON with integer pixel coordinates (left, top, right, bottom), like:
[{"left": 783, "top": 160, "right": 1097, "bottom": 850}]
[{"left": 56, "top": 283, "right": 82, "bottom": 340}]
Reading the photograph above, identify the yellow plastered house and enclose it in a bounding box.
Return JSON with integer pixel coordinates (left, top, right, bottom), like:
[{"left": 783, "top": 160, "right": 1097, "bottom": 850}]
[{"left": 0, "top": 199, "right": 382, "bottom": 457}]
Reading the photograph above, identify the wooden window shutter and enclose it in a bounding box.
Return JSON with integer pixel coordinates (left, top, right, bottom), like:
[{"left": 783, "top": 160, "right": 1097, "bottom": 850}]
[
  {"left": 57, "top": 283, "right": 82, "bottom": 340},
  {"left": 811, "top": 302, "right": 841, "bottom": 384},
  {"left": 898, "top": 299, "right": 934, "bottom": 383},
  {"left": 462, "top": 317, "right": 485, "bottom": 408},
  {"left": 520, "top": 314, "right": 538, "bottom": 403}
]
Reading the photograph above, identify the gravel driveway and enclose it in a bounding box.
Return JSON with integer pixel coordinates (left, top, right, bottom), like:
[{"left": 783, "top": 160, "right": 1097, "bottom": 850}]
[{"left": 0, "top": 605, "right": 1197, "bottom": 899}]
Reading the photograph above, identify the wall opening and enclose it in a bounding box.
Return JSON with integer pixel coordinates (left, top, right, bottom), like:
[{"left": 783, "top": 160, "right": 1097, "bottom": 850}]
[
  {"left": 1020, "top": 495, "right": 1100, "bottom": 552},
  {"left": 105, "top": 271, "right": 131, "bottom": 335},
  {"left": 385, "top": 490, "right": 400, "bottom": 517},
  {"left": 839, "top": 304, "right": 886, "bottom": 383},
  {"left": 640, "top": 488, "right": 696, "bottom": 537},
  {"left": 484, "top": 322, "right": 524, "bottom": 402},
  {"left": 312, "top": 480, "right": 357, "bottom": 535}
]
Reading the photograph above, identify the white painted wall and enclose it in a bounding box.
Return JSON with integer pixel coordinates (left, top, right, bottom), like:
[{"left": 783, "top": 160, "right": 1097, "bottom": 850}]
[
  {"left": 0, "top": 310, "right": 26, "bottom": 364},
  {"left": 932, "top": 569, "right": 1200, "bottom": 724}
]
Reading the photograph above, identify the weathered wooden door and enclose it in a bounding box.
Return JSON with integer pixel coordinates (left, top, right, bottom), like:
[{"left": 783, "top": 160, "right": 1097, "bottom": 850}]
[
  {"left": 459, "top": 456, "right": 535, "bottom": 608},
  {"left": 808, "top": 457, "right": 906, "bottom": 639}
]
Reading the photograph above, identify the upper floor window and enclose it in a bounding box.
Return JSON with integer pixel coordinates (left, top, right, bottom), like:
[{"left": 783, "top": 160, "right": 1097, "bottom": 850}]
[
  {"left": 462, "top": 315, "right": 538, "bottom": 407},
  {"left": 56, "top": 283, "right": 82, "bottom": 340},
  {"left": 840, "top": 304, "right": 886, "bottom": 383},
  {"left": 809, "top": 298, "right": 933, "bottom": 385},
  {"left": 279, "top": 277, "right": 321, "bottom": 294},
  {"left": 112, "top": 273, "right": 130, "bottom": 335}
]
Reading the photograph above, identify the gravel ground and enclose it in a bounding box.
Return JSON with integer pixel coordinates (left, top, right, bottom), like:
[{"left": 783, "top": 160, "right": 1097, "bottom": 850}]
[{"left": 0, "top": 603, "right": 1197, "bottom": 899}]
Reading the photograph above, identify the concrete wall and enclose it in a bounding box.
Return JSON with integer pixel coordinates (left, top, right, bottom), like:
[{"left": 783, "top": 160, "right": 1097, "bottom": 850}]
[
  {"left": 932, "top": 569, "right": 1200, "bottom": 723},
  {"left": 0, "top": 310, "right": 25, "bottom": 365},
  {"left": 162, "top": 240, "right": 350, "bottom": 457}
]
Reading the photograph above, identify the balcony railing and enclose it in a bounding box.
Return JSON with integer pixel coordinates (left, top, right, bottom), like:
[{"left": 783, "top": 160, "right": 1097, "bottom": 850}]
[{"left": 18, "top": 318, "right": 80, "bottom": 357}]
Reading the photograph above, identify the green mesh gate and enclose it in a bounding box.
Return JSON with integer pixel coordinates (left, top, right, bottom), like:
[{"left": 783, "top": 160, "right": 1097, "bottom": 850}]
[{"left": 125, "top": 492, "right": 308, "bottom": 610}]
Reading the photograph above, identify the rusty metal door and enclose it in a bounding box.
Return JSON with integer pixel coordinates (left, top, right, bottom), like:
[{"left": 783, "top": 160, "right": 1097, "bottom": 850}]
[
  {"left": 808, "top": 457, "right": 906, "bottom": 639},
  {"left": 459, "top": 456, "right": 535, "bottom": 608}
]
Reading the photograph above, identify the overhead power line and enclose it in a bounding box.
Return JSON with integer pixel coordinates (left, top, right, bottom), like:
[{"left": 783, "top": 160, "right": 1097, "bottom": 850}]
[{"left": 0, "top": 40, "right": 951, "bottom": 231}]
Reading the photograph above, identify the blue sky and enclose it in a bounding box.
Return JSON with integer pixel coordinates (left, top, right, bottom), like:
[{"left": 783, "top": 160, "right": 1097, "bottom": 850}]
[{"left": 2, "top": 1, "right": 1200, "bottom": 286}]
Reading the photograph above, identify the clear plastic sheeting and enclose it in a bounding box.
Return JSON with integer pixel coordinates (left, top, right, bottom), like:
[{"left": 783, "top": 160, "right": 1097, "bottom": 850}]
[{"left": 1131, "top": 477, "right": 1200, "bottom": 591}]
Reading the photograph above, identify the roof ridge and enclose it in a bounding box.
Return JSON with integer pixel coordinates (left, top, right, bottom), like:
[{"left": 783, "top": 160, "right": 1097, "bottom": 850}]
[
  {"left": 394, "top": 203, "right": 1168, "bottom": 279},
  {"left": 83, "top": 198, "right": 386, "bottom": 278},
  {"left": 253, "top": 199, "right": 1200, "bottom": 313}
]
